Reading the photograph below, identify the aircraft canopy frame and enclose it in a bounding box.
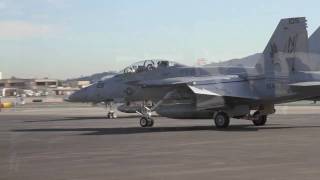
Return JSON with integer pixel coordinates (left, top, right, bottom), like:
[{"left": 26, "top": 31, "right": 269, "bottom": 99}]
[{"left": 119, "top": 59, "right": 186, "bottom": 74}]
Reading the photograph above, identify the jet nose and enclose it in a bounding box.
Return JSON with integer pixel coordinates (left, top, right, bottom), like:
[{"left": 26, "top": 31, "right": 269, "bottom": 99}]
[
  {"left": 64, "top": 90, "right": 84, "bottom": 102},
  {"left": 64, "top": 92, "right": 76, "bottom": 102},
  {"left": 63, "top": 96, "right": 71, "bottom": 102}
]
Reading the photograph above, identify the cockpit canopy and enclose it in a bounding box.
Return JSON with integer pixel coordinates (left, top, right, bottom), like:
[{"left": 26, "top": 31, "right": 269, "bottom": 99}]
[{"left": 120, "top": 59, "right": 186, "bottom": 74}]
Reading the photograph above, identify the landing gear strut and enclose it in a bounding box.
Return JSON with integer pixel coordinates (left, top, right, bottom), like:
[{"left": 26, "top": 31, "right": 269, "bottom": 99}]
[{"left": 105, "top": 101, "right": 117, "bottom": 119}]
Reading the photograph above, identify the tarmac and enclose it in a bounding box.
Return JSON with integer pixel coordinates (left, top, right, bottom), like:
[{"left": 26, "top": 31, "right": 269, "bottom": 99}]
[{"left": 1, "top": 104, "right": 320, "bottom": 180}]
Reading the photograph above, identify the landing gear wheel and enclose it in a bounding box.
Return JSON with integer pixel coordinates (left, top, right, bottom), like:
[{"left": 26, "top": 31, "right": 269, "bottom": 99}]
[
  {"left": 214, "top": 112, "right": 230, "bottom": 128},
  {"left": 140, "top": 117, "right": 154, "bottom": 127},
  {"left": 140, "top": 117, "right": 149, "bottom": 127},
  {"left": 107, "top": 113, "right": 111, "bottom": 119},
  {"left": 107, "top": 112, "right": 117, "bottom": 119},
  {"left": 252, "top": 111, "right": 267, "bottom": 126}
]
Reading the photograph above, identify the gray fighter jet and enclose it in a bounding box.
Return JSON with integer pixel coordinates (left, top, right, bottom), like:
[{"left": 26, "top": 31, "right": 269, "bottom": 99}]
[{"left": 67, "top": 17, "right": 320, "bottom": 128}]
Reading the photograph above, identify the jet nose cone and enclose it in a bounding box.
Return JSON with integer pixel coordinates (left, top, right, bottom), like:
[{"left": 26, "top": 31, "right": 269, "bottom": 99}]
[
  {"left": 64, "top": 91, "right": 82, "bottom": 102},
  {"left": 63, "top": 97, "right": 71, "bottom": 102},
  {"left": 64, "top": 93, "right": 75, "bottom": 102}
]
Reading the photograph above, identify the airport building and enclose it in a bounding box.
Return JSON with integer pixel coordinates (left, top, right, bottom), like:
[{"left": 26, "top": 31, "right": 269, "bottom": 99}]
[
  {"left": 67, "top": 80, "right": 90, "bottom": 88},
  {"left": 34, "top": 79, "right": 59, "bottom": 89},
  {"left": 52, "top": 87, "right": 79, "bottom": 96},
  {"left": 0, "top": 78, "right": 59, "bottom": 97}
]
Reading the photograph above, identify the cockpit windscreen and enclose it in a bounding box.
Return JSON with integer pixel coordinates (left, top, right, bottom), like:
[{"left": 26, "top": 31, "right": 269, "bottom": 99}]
[{"left": 120, "top": 59, "right": 186, "bottom": 74}]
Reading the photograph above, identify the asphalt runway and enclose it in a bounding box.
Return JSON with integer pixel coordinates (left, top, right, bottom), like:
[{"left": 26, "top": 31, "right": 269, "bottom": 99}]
[{"left": 1, "top": 106, "right": 320, "bottom": 180}]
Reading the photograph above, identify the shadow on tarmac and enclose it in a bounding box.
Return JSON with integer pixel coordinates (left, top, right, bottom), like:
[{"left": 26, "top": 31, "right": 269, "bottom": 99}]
[
  {"left": 12, "top": 124, "right": 320, "bottom": 135},
  {"left": 24, "top": 115, "right": 145, "bottom": 123}
]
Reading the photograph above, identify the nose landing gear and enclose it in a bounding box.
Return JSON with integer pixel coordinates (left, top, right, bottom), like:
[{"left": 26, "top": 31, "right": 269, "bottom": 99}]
[{"left": 107, "top": 111, "right": 117, "bottom": 119}]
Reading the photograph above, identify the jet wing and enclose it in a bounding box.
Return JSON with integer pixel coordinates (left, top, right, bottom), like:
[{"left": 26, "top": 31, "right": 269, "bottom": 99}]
[
  {"left": 290, "top": 81, "right": 320, "bottom": 93},
  {"left": 187, "top": 85, "right": 222, "bottom": 96},
  {"left": 130, "top": 75, "right": 260, "bottom": 110},
  {"left": 187, "top": 84, "right": 259, "bottom": 110},
  {"left": 187, "top": 84, "right": 259, "bottom": 99},
  {"left": 132, "top": 75, "right": 260, "bottom": 100},
  {"left": 130, "top": 75, "right": 241, "bottom": 87},
  {"left": 290, "top": 81, "right": 320, "bottom": 87}
]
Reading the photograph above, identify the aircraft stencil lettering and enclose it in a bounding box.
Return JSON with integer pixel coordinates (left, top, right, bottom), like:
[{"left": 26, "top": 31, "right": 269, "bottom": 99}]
[
  {"left": 288, "top": 34, "right": 298, "bottom": 53},
  {"left": 289, "top": 18, "right": 300, "bottom": 24}
]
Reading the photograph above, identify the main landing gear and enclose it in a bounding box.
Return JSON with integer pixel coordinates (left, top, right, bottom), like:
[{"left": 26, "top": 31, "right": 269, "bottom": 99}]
[
  {"left": 213, "top": 110, "right": 269, "bottom": 129},
  {"left": 137, "top": 105, "right": 154, "bottom": 127},
  {"left": 140, "top": 117, "right": 154, "bottom": 127},
  {"left": 136, "top": 92, "right": 175, "bottom": 128},
  {"left": 214, "top": 112, "right": 230, "bottom": 128},
  {"left": 252, "top": 111, "right": 267, "bottom": 126},
  {"left": 105, "top": 101, "right": 117, "bottom": 119}
]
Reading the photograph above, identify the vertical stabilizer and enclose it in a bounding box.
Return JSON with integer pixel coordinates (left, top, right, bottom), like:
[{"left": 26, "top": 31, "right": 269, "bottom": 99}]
[{"left": 261, "top": 17, "right": 309, "bottom": 75}]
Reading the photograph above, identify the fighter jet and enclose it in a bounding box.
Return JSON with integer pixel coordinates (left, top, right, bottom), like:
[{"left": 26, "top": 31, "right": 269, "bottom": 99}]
[{"left": 68, "top": 17, "right": 320, "bottom": 128}]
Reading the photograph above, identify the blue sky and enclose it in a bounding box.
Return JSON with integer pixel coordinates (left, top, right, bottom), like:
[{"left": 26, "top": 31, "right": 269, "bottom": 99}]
[{"left": 0, "top": 0, "right": 319, "bottom": 79}]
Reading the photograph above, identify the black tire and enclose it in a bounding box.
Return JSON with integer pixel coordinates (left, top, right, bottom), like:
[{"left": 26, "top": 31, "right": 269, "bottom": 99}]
[
  {"left": 252, "top": 111, "right": 267, "bottom": 126},
  {"left": 140, "top": 117, "right": 149, "bottom": 127},
  {"left": 147, "top": 118, "right": 154, "bottom": 127},
  {"left": 107, "top": 113, "right": 111, "bottom": 119},
  {"left": 214, "top": 112, "right": 230, "bottom": 128}
]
